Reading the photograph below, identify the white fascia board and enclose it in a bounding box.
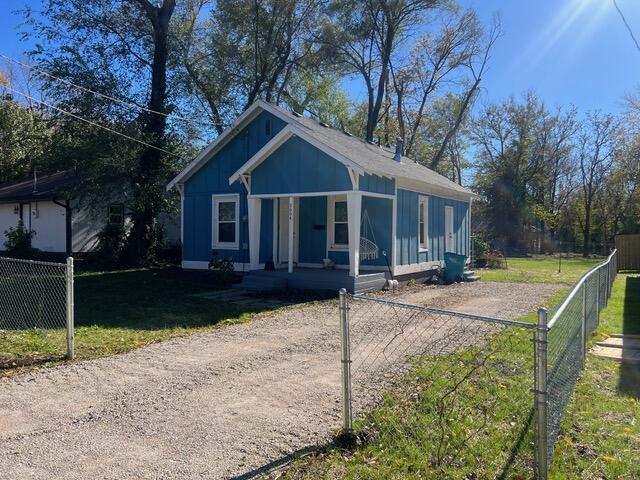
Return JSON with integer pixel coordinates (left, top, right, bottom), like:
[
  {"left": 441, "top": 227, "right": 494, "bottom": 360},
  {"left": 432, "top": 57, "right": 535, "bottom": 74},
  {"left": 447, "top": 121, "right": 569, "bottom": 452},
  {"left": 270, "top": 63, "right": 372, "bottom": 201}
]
[
  {"left": 229, "top": 127, "right": 295, "bottom": 185},
  {"left": 396, "top": 178, "right": 475, "bottom": 203},
  {"left": 167, "top": 100, "right": 294, "bottom": 192}
]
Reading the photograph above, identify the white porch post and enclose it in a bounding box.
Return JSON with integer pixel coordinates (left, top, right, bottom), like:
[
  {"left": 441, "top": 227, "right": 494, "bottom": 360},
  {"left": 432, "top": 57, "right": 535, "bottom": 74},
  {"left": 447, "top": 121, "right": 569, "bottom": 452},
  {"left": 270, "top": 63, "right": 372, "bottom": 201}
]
[
  {"left": 347, "top": 191, "right": 361, "bottom": 277},
  {"left": 288, "top": 196, "right": 294, "bottom": 273},
  {"left": 248, "top": 197, "right": 261, "bottom": 270}
]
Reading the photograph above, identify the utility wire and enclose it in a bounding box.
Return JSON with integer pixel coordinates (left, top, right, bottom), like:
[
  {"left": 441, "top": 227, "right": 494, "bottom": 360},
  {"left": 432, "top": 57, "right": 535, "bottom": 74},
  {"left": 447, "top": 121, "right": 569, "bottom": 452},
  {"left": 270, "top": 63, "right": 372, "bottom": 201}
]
[
  {"left": 613, "top": 0, "right": 640, "bottom": 54},
  {"left": 0, "top": 53, "right": 223, "bottom": 127},
  {"left": 1, "top": 82, "right": 184, "bottom": 158}
]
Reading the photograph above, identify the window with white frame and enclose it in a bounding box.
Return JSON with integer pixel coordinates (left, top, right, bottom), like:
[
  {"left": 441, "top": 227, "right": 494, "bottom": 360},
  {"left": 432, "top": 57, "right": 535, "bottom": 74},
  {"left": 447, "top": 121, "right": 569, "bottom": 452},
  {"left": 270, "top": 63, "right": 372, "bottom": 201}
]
[
  {"left": 419, "top": 196, "right": 428, "bottom": 251},
  {"left": 328, "top": 195, "right": 349, "bottom": 249},
  {"left": 212, "top": 194, "right": 239, "bottom": 249}
]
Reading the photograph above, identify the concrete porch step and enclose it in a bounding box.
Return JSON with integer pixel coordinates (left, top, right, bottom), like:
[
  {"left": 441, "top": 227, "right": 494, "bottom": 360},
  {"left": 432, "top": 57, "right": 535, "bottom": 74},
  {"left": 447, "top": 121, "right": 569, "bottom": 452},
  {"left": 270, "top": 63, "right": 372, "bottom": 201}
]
[
  {"left": 596, "top": 337, "right": 640, "bottom": 349},
  {"left": 591, "top": 346, "right": 640, "bottom": 364},
  {"left": 591, "top": 334, "right": 640, "bottom": 364},
  {"left": 463, "top": 270, "right": 480, "bottom": 282}
]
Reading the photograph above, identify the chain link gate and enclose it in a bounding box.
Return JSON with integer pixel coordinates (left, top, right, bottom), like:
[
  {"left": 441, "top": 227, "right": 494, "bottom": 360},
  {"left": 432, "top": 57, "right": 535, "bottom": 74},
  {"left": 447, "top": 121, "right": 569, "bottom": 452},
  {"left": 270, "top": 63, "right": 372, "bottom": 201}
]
[
  {"left": 337, "top": 249, "right": 617, "bottom": 479},
  {"left": 0, "top": 256, "right": 75, "bottom": 365}
]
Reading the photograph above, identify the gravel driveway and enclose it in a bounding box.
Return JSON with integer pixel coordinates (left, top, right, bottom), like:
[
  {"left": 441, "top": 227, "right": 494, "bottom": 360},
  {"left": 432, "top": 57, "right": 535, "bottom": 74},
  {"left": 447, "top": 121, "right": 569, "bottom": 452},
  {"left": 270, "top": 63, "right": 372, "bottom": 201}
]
[{"left": 0, "top": 281, "right": 562, "bottom": 479}]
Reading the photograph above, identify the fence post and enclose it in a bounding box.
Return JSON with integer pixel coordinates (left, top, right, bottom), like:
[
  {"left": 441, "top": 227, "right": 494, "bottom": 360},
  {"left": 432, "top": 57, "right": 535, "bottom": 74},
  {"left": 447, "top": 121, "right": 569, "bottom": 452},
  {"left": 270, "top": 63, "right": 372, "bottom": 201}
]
[
  {"left": 535, "top": 307, "right": 549, "bottom": 480},
  {"left": 66, "top": 256, "right": 75, "bottom": 360},
  {"left": 596, "top": 268, "right": 601, "bottom": 324},
  {"left": 339, "top": 288, "right": 353, "bottom": 432},
  {"left": 581, "top": 283, "right": 587, "bottom": 366}
]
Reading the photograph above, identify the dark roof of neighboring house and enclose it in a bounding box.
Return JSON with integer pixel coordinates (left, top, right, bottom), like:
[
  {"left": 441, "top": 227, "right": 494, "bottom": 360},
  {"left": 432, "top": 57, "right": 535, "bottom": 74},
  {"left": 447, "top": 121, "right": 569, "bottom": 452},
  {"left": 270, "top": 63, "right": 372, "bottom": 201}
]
[{"left": 0, "top": 170, "right": 75, "bottom": 203}]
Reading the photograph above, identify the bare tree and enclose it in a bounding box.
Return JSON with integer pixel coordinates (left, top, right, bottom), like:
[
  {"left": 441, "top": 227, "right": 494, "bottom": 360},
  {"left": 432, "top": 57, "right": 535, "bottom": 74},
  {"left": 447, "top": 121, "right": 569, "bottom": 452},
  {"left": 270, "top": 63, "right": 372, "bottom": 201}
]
[
  {"left": 430, "top": 14, "right": 501, "bottom": 170},
  {"left": 577, "top": 111, "right": 618, "bottom": 257},
  {"left": 321, "top": 0, "right": 441, "bottom": 142},
  {"left": 391, "top": 8, "right": 482, "bottom": 157}
]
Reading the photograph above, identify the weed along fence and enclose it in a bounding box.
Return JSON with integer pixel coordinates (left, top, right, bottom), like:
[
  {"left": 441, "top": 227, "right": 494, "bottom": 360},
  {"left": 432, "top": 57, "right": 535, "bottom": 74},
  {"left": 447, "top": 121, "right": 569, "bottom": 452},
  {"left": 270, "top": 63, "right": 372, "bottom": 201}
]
[
  {"left": 0, "top": 256, "right": 75, "bottom": 366},
  {"left": 337, "top": 250, "right": 617, "bottom": 479}
]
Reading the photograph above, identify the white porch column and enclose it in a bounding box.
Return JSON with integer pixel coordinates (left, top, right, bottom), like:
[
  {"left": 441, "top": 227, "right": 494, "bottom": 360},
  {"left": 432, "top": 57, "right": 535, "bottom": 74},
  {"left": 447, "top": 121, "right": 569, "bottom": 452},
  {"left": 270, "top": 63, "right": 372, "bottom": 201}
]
[
  {"left": 347, "top": 191, "right": 362, "bottom": 277},
  {"left": 288, "top": 196, "right": 294, "bottom": 273},
  {"left": 248, "top": 197, "right": 261, "bottom": 270}
]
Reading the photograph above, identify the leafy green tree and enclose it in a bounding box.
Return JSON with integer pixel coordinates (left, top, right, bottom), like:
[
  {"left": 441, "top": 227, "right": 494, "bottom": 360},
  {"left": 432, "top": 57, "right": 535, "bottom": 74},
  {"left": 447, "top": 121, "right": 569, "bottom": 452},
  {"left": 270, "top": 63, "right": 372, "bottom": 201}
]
[
  {"left": 23, "top": 0, "right": 186, "bottom": 263},
  {"left": 0, "top": 92, "right": 51, "bottom": 182}
]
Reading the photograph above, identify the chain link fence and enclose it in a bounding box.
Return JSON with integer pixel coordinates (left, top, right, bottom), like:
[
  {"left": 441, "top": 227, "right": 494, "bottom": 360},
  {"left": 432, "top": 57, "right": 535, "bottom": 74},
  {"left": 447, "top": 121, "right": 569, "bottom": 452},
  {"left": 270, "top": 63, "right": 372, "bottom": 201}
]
[
  {"left": 0, "top": 256, "right": 74, "bottom": 368},
  {"left": 538, "top": 249, "right": 617, "bottom": 478},
  {"left": 337, "top": 250, "right": 617, "bottom": 479},
  {"left": 338, "top": 292, "right": 538, "bottom": 478}
]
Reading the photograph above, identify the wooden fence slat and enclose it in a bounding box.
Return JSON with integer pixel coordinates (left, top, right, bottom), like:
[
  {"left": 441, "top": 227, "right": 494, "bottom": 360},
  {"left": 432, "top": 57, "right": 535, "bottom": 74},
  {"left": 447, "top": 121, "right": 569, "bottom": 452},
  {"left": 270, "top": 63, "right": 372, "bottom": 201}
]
[{"left": 615, "top": 234, "right": 640, "bottom": 270}]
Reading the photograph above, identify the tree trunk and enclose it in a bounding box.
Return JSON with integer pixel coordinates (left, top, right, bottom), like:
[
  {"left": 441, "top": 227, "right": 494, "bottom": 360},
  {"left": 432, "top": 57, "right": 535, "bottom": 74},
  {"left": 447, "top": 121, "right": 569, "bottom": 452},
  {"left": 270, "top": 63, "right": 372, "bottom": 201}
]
[
  {"left": 583, "top": 201, "right": 591, "bottom": 257},
  {"left": 125, "top": 0, "right": 175, "bottom": 264}
]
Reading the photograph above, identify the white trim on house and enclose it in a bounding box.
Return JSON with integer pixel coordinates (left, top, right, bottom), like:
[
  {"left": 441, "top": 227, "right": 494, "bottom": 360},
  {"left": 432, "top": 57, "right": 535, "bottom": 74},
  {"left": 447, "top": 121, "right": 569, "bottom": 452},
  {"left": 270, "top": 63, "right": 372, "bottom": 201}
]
[
  {"left": 249, "top": 190, "right": 351, "bottom": 199},
  {"left": 347, "top": 191, "right": 362, "bottom": 277},
  {"left": 247, "top": 197, "right": 261, "bottom": 269},
  {"left": 272, "top": 199, "right": 278, "bottom": 264},
  {"left": 393, "top": 261, "right": 441, "bottom": 276},
  {"left": 391, "top": 185, "right": 397, "bottom": 272},
  {"left": 445, "top": 205, "right": 455, "bottom": 253},
  {"left": 247, "top": 190, "right": 393, "bottom": 200},
  {"left": 396, "top": 178, "right": 475, "bottom": 203},
  {"left": 327, "top": 194, "right": 349, "bottom": 252},
  {"left": 211, "top": 193, "right": 240, "bottom": 250},
  {"left": 177, "top": 184, "right": 184, "bottom": 244},
  {"left": 418, "top": 195, "right": 429, "bottom": 252},
  {"left": 358, "top": 191, "right": 395, "bottom": 199},
  {"left": 228, "top": 124, "right": 365, "bottom": 186}
]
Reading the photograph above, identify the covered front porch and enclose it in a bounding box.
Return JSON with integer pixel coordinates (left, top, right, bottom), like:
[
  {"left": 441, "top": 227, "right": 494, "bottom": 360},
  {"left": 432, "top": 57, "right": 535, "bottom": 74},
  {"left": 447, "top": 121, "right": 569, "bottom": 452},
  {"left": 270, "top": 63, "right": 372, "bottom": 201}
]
[{"left": 246, "top": 191, "right": 393, "bottom": 279}]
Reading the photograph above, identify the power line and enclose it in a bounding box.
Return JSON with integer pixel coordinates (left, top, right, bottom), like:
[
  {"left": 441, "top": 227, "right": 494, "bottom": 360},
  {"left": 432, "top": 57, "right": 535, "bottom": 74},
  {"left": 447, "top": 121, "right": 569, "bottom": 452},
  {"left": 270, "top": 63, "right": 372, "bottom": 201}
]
[
  {"left": 1, "top": 82, "right": 184, "bottom": 158},
  {"left": 613, "top": 0, "right": 640, "bottom": 54},
  {"left": 0, "top": 53, "right": 223, "bottom": 127}
]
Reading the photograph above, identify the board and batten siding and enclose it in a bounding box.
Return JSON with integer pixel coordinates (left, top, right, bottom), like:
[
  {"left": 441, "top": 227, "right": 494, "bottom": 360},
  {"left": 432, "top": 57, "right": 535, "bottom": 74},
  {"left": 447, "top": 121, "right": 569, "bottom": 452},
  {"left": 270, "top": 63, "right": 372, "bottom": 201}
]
[
  {"left": 359, "top": 173, "right": 395, "bottom": 195},
  {"left": 251, "top": 136, "right": 352, "bottom": 195},
  {"left": 182, "top": 111, "right": 286, "bottom": 263},
  {"left": 395, "top": 189, "right": 470, "bottom": 266}
]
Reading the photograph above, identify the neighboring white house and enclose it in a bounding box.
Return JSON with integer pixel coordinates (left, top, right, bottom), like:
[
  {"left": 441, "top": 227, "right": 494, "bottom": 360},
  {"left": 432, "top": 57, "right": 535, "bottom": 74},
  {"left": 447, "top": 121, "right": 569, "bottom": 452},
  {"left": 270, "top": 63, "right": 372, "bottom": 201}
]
[{"left": 0, "top": 171, "right": 179, "bottom": 255}]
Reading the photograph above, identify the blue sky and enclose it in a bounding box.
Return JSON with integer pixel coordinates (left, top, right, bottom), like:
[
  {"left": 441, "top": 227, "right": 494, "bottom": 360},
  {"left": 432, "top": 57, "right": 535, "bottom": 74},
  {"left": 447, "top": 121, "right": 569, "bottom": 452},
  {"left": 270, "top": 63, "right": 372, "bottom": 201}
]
[{"left": 1, "top": 0, "right": 639, "bottom": 115}]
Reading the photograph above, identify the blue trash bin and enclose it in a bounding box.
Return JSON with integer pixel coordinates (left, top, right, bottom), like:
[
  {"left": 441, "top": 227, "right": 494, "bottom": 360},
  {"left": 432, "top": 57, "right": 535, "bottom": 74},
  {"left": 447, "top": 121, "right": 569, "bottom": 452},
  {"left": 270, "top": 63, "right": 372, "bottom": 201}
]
[{"left": 444, "top": 252, "right": 467, "bottom": 283}]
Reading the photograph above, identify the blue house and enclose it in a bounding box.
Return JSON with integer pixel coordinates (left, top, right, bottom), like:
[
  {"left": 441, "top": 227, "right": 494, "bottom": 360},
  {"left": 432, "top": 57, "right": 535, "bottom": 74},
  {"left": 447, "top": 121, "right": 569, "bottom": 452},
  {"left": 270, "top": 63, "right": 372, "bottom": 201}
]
[{"left": 167, "top": 101, "right": 475, "bottom": 292}]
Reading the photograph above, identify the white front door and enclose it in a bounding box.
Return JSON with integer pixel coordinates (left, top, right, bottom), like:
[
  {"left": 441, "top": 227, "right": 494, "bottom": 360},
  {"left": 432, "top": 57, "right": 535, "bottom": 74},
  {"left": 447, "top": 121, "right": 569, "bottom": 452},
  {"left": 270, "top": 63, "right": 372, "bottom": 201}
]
[
  {"left": 445, "top": 206, "right": 454, "bottom": 253},
  {"left": 278, "top": 197, "right": 298, "bottom": 265}
]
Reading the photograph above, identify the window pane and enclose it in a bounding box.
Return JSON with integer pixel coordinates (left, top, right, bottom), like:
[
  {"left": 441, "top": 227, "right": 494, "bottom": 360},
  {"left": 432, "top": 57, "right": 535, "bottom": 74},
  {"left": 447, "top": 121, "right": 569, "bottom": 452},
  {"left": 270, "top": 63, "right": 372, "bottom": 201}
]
[
  {"left": 419, "top": 203, "right": 424, "bottom": 222},
  {"left": 419, "top": 222, "right": 425, "bottom": 245},
  {"left": 335, "top": 223, "right": 348, "bottom": 245},
  {"left": 218, "top": 201, "right": 236, "bottom": 221},
  {"left": 334, "top": 201, "right": 348, "bottom": 222},
  {"left": 218, "top": 222, "right": 235, "bottom": 243}
]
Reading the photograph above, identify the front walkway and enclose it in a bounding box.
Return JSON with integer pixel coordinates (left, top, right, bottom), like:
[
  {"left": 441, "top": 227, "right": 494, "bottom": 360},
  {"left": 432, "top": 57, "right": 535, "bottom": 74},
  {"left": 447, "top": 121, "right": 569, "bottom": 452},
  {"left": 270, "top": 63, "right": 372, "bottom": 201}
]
[{"left": 0, "top": 282, "right": 561, "bottom": 479}]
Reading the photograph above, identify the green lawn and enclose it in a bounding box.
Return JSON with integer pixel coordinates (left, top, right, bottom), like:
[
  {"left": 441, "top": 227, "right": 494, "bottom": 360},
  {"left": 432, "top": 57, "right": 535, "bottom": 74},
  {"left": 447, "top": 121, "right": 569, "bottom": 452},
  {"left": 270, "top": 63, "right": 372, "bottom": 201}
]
[
  {"left": 549, "top": 272, "right": 640, "bottom": 479},
  {"left": 0, "top": 268, "right": 285, "bottom": 375},
  {"left": 479, "top": 255, "right": 601, "bottom": 285}
]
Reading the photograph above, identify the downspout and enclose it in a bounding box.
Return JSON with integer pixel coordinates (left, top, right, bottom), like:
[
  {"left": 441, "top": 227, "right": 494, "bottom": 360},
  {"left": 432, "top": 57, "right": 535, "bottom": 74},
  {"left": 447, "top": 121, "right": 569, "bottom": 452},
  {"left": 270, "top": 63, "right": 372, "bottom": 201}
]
[{"left": 53, "top": 198, "right": 72, "bottom": 256}]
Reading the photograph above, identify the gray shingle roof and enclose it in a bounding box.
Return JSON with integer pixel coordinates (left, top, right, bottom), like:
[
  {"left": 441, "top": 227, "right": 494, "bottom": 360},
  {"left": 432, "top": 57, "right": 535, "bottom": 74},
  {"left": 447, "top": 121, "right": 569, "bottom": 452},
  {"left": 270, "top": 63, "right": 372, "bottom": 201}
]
[{"left": 268, "top": 102, "right": 474, "bottom": 198}]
